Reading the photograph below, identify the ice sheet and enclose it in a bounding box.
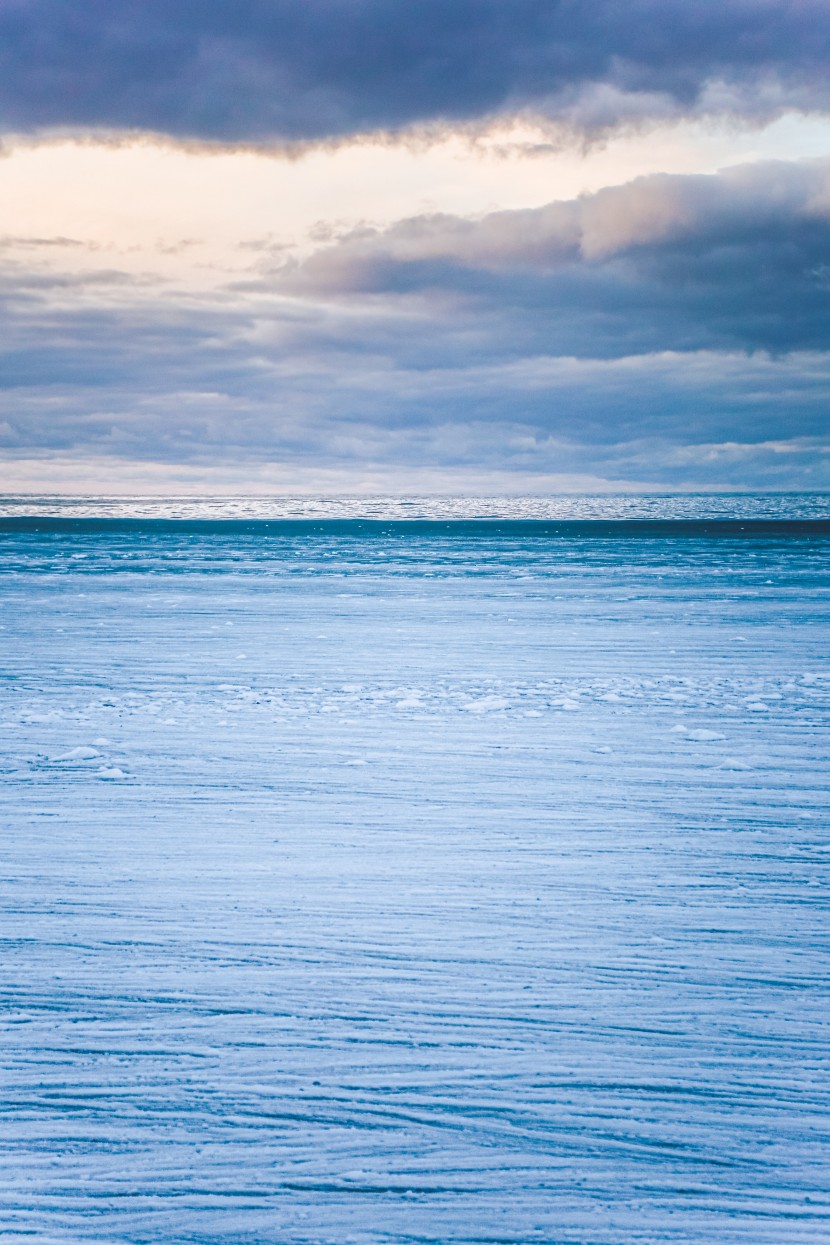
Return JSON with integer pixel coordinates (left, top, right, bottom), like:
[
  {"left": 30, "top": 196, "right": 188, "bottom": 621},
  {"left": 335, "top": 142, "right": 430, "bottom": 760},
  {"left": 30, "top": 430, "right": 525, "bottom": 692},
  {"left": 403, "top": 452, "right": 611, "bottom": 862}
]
[{"left": 1, "top": 519, "right": 828, "bottom": 1243}]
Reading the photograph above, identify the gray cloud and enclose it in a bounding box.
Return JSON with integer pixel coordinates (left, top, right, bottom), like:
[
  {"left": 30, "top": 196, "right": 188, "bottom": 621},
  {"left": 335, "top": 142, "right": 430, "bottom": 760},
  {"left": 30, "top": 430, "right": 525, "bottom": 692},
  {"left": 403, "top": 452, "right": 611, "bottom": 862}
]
[
  {"left": 278, "top": 160, "right": 830, "bottom": 357},
  {"left": 0, "top": 2, "right": 829, "bottom": 142},
  {"left": 2, "top": 158, "right": 830, "bottom": 488},
  {"left": 3, "top": 335, "right": 828, "bottom": 488}
]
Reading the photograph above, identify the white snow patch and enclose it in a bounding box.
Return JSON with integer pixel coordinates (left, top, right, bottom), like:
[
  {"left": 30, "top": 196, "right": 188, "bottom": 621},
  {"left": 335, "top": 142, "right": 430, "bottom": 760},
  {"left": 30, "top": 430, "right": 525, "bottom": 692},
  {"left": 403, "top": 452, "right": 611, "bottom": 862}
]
[
  {"left": 54, "top": 746, "right": 101, "bottom": 761},
  {"left": 463, "top": 696, "right": 510, "bottom": 713}
]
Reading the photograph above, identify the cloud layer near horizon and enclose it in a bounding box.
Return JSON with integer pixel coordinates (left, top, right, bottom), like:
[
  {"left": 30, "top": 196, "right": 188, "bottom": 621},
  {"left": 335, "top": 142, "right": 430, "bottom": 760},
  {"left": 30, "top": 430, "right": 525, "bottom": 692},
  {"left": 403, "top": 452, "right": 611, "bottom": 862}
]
[
  {"left": 2, "top": 159, "right": 829, "bottom": 489},
  {"left": 1, "top": 0, "right": 829, "bottom": 143}
]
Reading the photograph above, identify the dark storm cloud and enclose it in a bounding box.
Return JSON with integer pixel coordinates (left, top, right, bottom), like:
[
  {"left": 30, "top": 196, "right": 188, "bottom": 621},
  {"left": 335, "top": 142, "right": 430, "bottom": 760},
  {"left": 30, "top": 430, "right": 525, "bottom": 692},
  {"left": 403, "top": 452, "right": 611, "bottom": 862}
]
[{"left": 0, "top": 1, "right": 829, "bottom": 142}]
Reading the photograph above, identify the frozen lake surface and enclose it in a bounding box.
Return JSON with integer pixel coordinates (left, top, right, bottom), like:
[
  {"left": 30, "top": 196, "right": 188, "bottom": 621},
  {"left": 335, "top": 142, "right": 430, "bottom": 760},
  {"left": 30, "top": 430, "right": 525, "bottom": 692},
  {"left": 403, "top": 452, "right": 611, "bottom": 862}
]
[{"left": 1, "top": 514, "right": 829, "bottom": 1243}]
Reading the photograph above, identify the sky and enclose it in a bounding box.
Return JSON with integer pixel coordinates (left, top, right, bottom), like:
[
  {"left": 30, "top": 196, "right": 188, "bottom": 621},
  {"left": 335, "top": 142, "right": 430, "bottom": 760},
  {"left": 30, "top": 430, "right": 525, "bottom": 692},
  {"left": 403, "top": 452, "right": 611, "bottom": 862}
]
[{"left": 1, "top": 0, "right": 830, "bottom": 494}]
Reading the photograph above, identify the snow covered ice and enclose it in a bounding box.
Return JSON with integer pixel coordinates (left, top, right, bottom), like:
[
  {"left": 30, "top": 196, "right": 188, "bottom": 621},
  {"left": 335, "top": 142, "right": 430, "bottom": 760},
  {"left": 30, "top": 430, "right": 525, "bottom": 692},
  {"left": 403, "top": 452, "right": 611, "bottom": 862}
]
[{"left": 1, "top": 512, "right": 829, "bottom": 1243}]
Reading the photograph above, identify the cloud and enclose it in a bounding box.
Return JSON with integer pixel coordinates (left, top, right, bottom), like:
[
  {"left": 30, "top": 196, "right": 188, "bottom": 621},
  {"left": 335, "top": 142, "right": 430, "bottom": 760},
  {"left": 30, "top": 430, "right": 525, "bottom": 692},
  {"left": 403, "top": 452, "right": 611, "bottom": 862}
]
[
  {"left": 0, "top": 1, "right": 829, "bottom": 143},
  {"left": 1, "top": 158, "right": 830, "bottom": 489},
  {"left": 3, "top": 349, "right": 829, "bottom": 489},
  {"left": 277, "top": 159, "right": 830, "bottom": 356}
]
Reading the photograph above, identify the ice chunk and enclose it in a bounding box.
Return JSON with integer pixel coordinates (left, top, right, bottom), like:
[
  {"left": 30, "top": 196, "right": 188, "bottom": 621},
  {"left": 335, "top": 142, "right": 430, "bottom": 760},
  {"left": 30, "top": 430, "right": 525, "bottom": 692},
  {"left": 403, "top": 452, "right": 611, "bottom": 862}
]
[
  {"left": 54, "top": 746, "right": 101, "bottom": 761},
  {"left": 463, "top": 696, "right": 510, "bottom": 713}
]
